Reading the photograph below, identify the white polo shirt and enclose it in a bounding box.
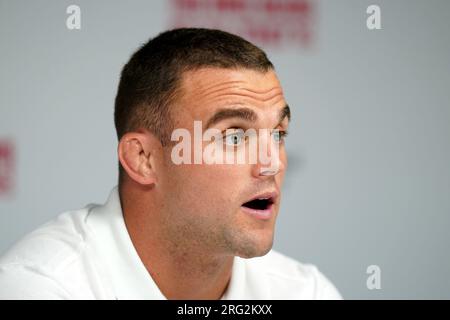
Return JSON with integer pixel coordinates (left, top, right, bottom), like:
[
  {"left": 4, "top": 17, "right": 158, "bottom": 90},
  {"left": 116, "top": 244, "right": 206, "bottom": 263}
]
[{"left": 0, "top": 187, "right": 342, "bottom": 300}]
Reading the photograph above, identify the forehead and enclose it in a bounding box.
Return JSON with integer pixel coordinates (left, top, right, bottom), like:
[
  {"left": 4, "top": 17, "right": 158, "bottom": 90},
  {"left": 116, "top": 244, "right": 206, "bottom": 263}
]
[{"left": 175, "top": 67, "right": 285, "bottom": 121}]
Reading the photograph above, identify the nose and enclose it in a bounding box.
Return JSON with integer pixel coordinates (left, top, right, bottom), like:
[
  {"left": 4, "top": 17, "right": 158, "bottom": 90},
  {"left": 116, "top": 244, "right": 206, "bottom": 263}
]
[{"left": 251, "top": 130, "right": 286, "bottom": 178}]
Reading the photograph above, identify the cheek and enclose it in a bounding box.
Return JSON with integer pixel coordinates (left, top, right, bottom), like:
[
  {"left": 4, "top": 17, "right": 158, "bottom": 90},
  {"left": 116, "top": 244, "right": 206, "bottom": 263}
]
[
  {"left": 189, "top": 164, "right": 247, "bottom": 198},
  {"left": 164, "top": 163, "right": 246, "bottom": 211}
]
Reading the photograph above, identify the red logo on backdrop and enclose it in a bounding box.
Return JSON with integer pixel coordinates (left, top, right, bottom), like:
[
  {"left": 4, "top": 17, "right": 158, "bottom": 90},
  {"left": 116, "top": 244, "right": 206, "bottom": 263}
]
[
  {"left": 169, "top": 0, "right": 314, "bottom": 48},
  {"left": 0, "top": 140, "right": 14, "bottom": 195}
]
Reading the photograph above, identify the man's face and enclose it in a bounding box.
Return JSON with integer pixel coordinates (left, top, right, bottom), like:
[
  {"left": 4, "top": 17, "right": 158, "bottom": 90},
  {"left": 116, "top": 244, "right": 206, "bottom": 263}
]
[{"left": 157, "top": 67, "right": 289, "bottom": 258}]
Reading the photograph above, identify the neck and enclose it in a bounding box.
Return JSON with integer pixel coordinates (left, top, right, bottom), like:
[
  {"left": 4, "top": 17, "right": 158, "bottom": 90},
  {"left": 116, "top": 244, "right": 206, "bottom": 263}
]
[{"left": 120, "top": 185, "right": 234, "bottom": 300}]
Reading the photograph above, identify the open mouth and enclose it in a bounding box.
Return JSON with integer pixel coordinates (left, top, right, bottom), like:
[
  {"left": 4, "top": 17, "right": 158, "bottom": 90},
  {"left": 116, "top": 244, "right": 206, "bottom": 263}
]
[
  {"left": 241, "top": 191, "right": 278, "bottom": 220},
  {"left": 242, "top": 197, "right": 274, "bottom": 211}
]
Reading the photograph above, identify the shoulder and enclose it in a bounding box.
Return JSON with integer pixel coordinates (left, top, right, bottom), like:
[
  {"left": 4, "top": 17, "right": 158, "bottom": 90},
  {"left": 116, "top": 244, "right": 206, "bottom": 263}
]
[
  {"left": 0, "top": 206, "right": 97, "bottom": 299},
  {"left": 245, "top": 250, "right": 342, "bottom": 300}
]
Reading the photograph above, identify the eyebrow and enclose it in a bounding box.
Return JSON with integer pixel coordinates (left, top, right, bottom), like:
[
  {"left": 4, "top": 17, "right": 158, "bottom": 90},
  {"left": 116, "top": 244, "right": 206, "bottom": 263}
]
[{"left": 205, "top": 104, "right": 291, "bottom": 129}]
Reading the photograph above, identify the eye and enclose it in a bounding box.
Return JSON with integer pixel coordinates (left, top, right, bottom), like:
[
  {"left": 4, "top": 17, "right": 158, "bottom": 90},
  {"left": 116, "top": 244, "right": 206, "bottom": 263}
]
[
  {"left": 272, "top": 130, "right": 288, "bottom": 143},
  {"left": 224, "top": 129, "right": 245, "bottom": 146}
]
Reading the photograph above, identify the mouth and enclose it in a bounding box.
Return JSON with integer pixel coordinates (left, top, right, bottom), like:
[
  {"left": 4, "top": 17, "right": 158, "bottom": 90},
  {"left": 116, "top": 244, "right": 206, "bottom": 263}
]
[{"left": 241, "top": 192, "right": 278, "bottom": 220}]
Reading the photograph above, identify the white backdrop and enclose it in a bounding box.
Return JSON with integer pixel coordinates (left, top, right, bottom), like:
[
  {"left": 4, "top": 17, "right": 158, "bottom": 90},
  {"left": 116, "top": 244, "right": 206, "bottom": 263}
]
[{"left": 1, "top": 0, "right": 450, "bottom": 299}]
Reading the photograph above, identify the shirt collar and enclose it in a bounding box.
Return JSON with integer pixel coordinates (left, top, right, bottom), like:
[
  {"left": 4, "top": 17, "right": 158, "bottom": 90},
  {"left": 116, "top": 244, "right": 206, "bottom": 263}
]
[{"left": 86, "top": 186, "right": 271, "bottom": 300}]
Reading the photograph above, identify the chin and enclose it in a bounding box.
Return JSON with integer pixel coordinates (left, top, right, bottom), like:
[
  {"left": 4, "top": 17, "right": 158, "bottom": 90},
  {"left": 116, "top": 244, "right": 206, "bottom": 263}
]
[
  {"left": 234, "top": 232, "right": 274, "bottom": 259},
  {"left": 236, "top": 245, "right": 272, "bottom": 259}
]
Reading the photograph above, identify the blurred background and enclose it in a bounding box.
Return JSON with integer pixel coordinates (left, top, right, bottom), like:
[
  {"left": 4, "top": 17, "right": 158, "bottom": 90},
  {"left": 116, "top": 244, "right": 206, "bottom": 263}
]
[{"left": 1, "top": 0, "right": 449, "bottom": 299}]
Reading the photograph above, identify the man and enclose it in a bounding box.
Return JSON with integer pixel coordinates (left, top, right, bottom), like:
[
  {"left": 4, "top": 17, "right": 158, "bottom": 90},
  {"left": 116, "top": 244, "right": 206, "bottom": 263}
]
[{"left": 0, "top": 28, "right": 341, "bottom": 299}]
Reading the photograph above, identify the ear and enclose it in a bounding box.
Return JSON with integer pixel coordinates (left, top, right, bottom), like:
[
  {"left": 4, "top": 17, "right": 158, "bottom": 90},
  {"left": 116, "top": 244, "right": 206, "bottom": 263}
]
[{"left": 118, "top": 130, "right": 161, "bottom": 186}]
